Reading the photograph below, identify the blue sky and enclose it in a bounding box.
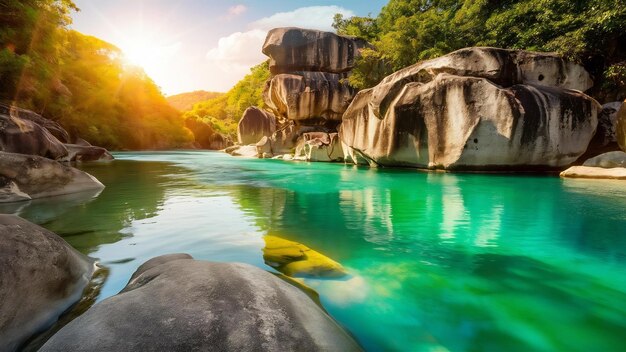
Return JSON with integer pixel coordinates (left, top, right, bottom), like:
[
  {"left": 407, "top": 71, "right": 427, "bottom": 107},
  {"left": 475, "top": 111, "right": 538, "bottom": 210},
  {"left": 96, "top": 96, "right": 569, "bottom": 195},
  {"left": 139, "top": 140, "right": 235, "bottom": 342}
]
[{"left": 71, "top": 1, "right": 388, "bottom": 95}]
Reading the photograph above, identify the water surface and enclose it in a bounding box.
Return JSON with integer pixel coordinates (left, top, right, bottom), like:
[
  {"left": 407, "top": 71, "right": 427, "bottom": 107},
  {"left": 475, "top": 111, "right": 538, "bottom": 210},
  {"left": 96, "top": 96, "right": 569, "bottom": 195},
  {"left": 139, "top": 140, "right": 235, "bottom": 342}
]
[{"left": 3, "top": 151, "right": 626, "bottom": 351}]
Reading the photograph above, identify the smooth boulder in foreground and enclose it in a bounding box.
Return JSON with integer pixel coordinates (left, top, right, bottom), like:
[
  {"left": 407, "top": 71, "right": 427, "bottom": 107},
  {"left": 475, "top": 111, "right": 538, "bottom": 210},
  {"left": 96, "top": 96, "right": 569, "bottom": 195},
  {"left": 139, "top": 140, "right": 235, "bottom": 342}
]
[
  {"left": 0, "top": 152, "right": 105, "bottom": 203},
  {"left": 41, "top": 254, "right": 362, "bottom": 352},
  {"left": 0, "top": 215, "right": 95, "bottom": 352}
]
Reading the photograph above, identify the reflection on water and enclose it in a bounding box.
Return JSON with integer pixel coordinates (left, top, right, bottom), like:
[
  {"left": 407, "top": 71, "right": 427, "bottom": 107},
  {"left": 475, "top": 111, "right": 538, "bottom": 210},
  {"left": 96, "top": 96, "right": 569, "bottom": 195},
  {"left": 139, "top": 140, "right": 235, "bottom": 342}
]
[{"left": 2, "top": 151, "right": 626, "bottom": 351}]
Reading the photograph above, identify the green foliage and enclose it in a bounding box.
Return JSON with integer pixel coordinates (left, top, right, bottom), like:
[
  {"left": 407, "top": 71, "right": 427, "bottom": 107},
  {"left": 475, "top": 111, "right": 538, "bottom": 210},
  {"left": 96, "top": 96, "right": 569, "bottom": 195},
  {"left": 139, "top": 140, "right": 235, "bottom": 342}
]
[
  {"left": 166, "top": 91, "right": 223, "bottom": 111},
  {"left": 184, "top": 61, "right": 270, "bottom": 137},
  {"left": 334, "top": 0, "right": 626, "bottom": 99},
  {"left": 0, "top": 1, "right": 193, "bottom": 149}
]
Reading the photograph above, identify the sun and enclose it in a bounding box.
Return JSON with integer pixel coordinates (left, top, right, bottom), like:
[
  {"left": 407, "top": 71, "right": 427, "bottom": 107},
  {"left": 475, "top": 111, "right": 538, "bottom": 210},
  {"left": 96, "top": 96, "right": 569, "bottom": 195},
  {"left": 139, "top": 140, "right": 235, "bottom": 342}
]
[{"left": 120, "top": 33, "right": 159, "bottom": 69}]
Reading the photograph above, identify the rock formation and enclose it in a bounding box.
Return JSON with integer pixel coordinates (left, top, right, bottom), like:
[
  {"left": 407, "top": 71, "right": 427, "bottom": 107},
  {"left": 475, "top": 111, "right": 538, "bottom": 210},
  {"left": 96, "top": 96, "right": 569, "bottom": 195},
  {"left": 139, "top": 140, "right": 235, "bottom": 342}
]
[
  {"left": 295, "top": 132, "right": 344, "bottom": 162},
  {"left": 237, "top": 107, "right": 276, "bottom": 145},
  {"left": 0, "top": 104, "right": 113, "bottom": 162},
  {"left": 0, "top": 152, "right": 105, "bottom": 203},
  {"left": 0, "top": 109, "right": 69, "bottom": 160},
  {"left": 41, "top": 254, "right": 362, "bottom": 351},
  {"left": 226, "top": 28, "right": 367, "bottom": 161},
  {"left": 341, "top": 47, "right": 600, "bottom": 170},
  {"left": 0, "top": 215, "right": 95, "bottom": 351},
  {"left": 617, "top": 99, "right": 626, "bottom": 152},
  {"left": 582, "top": 101, "right": 623, "bottom": 160}
]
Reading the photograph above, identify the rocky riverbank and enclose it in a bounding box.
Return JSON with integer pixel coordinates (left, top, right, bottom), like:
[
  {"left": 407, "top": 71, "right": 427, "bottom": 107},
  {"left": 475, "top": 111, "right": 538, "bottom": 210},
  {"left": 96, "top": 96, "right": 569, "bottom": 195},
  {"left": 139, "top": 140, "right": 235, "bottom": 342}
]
[{"left": 227, "top": 27, "right": 626, "bottom": 180}]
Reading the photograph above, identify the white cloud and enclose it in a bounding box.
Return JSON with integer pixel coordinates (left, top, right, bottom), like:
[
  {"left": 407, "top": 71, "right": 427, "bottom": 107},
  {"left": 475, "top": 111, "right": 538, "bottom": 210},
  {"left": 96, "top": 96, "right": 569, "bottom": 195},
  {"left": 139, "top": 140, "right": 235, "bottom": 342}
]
[
  {"left": 250, "top": 5, "right": 355, "bottom": 32},
  {"left": 228, "top": 4, "right": 247, "bottom": 17},
  {"left": 205, "top": 29, "right": 267, "bottom": 83}
]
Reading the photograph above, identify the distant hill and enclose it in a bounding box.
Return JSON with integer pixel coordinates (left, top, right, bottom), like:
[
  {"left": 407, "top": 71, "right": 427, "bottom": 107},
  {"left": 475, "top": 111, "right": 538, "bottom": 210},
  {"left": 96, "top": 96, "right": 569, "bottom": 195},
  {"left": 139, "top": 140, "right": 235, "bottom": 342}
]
[{"left": 167, "top": 91, "right": 224, "bottom": 111}]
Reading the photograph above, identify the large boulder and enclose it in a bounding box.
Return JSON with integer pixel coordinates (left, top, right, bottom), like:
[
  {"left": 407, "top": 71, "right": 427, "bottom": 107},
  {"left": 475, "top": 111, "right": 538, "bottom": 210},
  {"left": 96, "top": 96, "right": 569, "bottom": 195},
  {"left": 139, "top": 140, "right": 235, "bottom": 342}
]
[
  {"left": 1, "top": 112, "right": 68, "bottom": 160},
  {"left": 237, "top": 107, "right": 276, "bottom": 145},
  {"left": 262, "top": 27, "right": 367, "bottom": 75},
  {"left": 0, "top": 215, "right": 95, "bottom": 351},
  {"left": 264, "top": 72, "right": 355, "bottom": 125},
  {"left": 0, "top": 152, "right": 105, "bottom": 203},
  {"left": 617, "top": 99, "right": 626, "bottom": 151},
  {"left": 0, "top": 104, "right": 70, "bottom": 143},
  {"left": 41, "top": 255, "right": 361, "bottom": 351},
  {"left": 365, "top": 47, "right": 592, "bottom": 124},
  {"left": 341, "top": 73, "right": 599, "bottom": 170}
]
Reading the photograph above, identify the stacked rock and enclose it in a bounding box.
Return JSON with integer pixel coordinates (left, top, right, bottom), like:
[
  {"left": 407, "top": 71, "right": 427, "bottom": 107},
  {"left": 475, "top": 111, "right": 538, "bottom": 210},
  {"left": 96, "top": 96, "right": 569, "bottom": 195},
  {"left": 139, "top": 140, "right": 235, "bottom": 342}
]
[{"left": 234, "top": 28, "right": 367, "bottom": 161}]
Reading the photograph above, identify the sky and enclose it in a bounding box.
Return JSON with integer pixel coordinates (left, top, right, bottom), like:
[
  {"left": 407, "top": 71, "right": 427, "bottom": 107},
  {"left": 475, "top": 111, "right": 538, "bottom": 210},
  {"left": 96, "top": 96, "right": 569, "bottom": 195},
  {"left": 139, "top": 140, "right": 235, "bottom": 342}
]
[{"left": 70, "top": 1, "right": 388, "bottom": 96}]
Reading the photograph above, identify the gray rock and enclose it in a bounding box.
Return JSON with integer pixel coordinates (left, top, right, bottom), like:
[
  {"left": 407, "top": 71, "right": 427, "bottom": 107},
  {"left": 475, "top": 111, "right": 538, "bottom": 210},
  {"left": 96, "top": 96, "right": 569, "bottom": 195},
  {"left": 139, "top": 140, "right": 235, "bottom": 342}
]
[
  {"left": 41, "top": 255, "right": 362, "bottom": 352},
  {"left": 617, "top": 99, "right": 626, "bottom": 152},
  {"left": 341, "top": 73, "right": 599, "bottom": 170},
  {"left": 0, "top": 112, "right": 68, "bottom": 160},
  {"left": 366, "top": 47, "right": 592, "bottom": 122},
  {"left": 0, "top": 104, "right": 71, "bottom": 143},
  {"left": 264, "top": 72, "right": 355, "bottom": 124},
  {"left": 262, "top": 27, "right": 367, "bottom": 75},
  {"left": 0, "top": 152, "right": 105, "bottom": 203},
  {"left": 295, "top": 132, "right": 344, "bottom": 162},
  {"left": 583, "top": 151, "right": 626, "bottom": 168},
  {"left": 581, "top": 101, "right": 623, "bottom": 159},
  {"left": 64, "top": 144, "right": 114, "bottom": 162},
  {"left": 0, "top": 215, "right": 95, "bottom": 352},
  {"left": 237, "top": 107, "right": 276, "bottom": 145}
]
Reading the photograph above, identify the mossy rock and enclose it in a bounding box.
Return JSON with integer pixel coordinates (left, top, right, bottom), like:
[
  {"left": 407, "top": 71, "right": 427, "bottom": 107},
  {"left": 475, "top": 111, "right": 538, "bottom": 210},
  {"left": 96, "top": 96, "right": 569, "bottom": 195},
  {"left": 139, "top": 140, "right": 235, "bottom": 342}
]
[{"left": 263, "top": 236, "right": 348, "bottom": 278}]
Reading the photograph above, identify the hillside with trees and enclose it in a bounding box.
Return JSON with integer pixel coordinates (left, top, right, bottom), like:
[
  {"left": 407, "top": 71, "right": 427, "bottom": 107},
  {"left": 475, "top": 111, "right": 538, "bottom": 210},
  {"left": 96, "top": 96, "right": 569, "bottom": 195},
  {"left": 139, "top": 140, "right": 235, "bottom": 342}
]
[
  {"left": 167, "top": 91, "right": 223, "bottom": 111},
  {"left": 1, "top": 0, "right": 193, "bottom": 149},
  {"left": 333, "top": 0, "right": 626, "bottom": 101},
  {"left": 183, "top": 61, "right": 270, "bottom": 138}
]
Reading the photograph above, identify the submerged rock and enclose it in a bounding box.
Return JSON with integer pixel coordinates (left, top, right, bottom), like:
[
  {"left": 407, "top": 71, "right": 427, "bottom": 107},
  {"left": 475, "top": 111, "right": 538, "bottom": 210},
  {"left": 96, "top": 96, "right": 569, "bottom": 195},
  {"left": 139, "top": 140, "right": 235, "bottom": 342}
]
[
  {"left": 237, "top": 107, "right": 276, "bottom": 145},
  {"left": 0, "top": 215, "right": 95, "bottom": 352},
  {"left": 264, "top": 72, "right": 355, "bottom": 124},
  {"left": 41, "top": 255, "right": 361, "bottom": 351},
  {"left": 262, "top": 27, "right": 367, "bottom": 75},
  {"left": 263, "top": 236, "right": 348, "bottom": 278},
  {"left": 0, "top": 152, "right": 105, "bottom": 203},
  {"left": 341, "top": 73, "right": 599, "bottom": 170}
]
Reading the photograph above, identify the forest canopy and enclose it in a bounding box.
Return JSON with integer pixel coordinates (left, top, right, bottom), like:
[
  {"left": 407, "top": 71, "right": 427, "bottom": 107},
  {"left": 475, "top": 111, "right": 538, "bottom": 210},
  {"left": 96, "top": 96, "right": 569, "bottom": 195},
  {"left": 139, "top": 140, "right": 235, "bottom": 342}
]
[
  {"left": 334, "top": 0, "right": 626, "bottom": 101},
  {"left": 0, "top": 0, "right": 193, "bottom": 149}
]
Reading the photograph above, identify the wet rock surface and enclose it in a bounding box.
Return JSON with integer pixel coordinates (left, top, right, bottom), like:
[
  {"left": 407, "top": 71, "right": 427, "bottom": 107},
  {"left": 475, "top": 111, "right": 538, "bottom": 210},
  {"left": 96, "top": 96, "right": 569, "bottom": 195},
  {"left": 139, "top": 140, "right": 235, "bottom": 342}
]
[{"left": 41, "top": 254, "right": 361, "bottom": 352}]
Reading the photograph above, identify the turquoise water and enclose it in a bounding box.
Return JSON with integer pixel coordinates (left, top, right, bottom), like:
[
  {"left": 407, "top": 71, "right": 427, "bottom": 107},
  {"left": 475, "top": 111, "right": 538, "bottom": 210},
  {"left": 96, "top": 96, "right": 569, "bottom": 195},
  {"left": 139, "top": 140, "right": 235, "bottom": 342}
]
[{"left": 3, "top": 151, "right": 626, "bottom": 351}]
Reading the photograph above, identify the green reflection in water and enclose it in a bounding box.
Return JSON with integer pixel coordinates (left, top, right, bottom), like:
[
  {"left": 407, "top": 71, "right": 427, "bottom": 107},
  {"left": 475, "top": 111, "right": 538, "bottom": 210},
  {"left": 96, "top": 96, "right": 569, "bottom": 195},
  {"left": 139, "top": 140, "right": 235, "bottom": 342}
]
[{"left": 2, "top": 151, "right": 625, "bottom": 352}]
